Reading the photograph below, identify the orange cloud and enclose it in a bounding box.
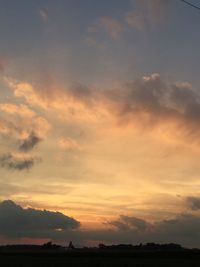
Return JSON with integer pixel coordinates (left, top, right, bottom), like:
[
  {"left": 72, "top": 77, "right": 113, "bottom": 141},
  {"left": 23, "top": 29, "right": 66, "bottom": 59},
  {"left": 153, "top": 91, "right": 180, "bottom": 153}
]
[
  {"left": 0, "top": 102, "right": 50, "bottom": 140},
  {"left": 58, "top": 137, "right": 82, "bottom": 151},
  {"left": 5, "top": 76, "right": 107, "bottom": 122},
  {"left": 5, "top": 73, "right": 200, "bottom": 145},
  {"left": 0, "top": 103, "right": 36, "bottom": 118}
]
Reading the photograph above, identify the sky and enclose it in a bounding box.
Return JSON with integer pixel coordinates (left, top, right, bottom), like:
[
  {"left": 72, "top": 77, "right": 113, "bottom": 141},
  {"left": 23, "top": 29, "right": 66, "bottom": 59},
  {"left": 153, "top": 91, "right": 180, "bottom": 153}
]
[{"left": 1, "top": 0, "right": 200, "bottom": 247}]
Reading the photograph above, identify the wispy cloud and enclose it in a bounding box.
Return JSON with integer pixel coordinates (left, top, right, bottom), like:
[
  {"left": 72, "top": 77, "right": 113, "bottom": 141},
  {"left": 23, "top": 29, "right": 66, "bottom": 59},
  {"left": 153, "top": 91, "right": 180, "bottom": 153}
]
[
  {"left": 129, "top": 0, "right": 172, "bottom": 29},
  {"left": 86, "top": 0, "right": 172, "bottom": 45},
  {"left": 58, "top": 137, "right": 82, "bottom": 151},
  {"left": 39, "top": 9, "right": 48, "bottom": 23},
  {"left": 125, "top": 11, "right": 146, "bottom": 31},
  {"left": 95, "top": 17, "right": 125, "bottom": 39}
]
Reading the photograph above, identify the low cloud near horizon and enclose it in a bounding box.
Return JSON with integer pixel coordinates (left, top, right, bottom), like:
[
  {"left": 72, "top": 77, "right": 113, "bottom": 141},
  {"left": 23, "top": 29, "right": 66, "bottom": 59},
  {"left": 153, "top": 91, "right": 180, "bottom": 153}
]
[
  {"left": 1, "top": 200, "right": 200, "bottom": 248},
  {"left": 0, "top": 200, "right": 80, "bottom": 239}
]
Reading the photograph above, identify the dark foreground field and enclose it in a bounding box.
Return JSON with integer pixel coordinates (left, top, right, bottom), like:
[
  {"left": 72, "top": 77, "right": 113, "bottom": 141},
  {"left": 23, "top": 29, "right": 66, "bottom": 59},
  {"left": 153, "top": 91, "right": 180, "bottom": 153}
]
[{"left": 1, "top": 251, "right": 200, "bottom": 267}]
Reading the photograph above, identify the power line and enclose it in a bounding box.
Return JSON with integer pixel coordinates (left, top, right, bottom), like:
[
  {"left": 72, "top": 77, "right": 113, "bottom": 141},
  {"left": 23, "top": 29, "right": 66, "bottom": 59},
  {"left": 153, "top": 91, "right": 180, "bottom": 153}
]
[{"left": 180, "top": 0, "right": 200, "bottom": 10}]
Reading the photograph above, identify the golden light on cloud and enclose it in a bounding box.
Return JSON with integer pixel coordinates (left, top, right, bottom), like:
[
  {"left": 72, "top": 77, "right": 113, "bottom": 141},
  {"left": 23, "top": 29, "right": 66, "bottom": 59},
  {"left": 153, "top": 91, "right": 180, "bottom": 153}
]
[
  {"left": 1, "top": 0, "right": 200, "bottom": 248},
  {"left": 1, "top": 44, "right": 200, "bottom": 248}
]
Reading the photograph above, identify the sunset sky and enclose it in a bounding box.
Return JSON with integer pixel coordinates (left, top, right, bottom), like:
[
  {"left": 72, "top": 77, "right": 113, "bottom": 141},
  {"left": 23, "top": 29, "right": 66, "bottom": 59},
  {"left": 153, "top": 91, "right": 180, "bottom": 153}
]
[{"left": 1, "top": 0, "right": 200, "bottom": 247}]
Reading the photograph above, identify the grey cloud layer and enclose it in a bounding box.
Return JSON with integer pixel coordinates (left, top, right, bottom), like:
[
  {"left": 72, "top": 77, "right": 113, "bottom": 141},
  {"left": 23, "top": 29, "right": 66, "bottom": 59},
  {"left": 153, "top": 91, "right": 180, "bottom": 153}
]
[{"left": 0, "top": 200, "right": 80, "bottom": 239}]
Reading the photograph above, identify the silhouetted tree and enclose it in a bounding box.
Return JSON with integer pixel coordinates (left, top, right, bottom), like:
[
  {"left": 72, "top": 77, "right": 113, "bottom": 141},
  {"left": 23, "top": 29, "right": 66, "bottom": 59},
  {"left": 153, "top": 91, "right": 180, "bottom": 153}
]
[{"left": 67, "top": 241, "right": 75, "bottom": 249}]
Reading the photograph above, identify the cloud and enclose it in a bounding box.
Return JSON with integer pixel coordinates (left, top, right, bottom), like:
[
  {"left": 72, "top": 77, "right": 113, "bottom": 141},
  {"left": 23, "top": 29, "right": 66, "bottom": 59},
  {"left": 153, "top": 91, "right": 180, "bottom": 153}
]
[
  {"left": 127, "top": 0, "right": 172, "bottom": 30},
  {"left": 19, "top": 132, "right": 42, "bottom": 152},
  {"left": 186, "top": 197, "right": 200, "bottom": 210},
  {"left": 109, "top": 215, "right": 150, "bottom": 231},
  {"left": 97, "top": 17, "right": 124, "bottom": 39},
  {"left": 0, "top": 110, "right": 49, "bottom": 170},
  {"left": 101, "top": 73, "right": 200, "bottom": 142},
  {"left": 0, "top": 104, "right": 49, "bottom": 170},
  {"left": 0, "top": 103, "right": 50, "bottom": 138},
  {"left": 39, "top": 9, "right": 48, "bottom": 22},
  {"left": 0, "top": 200, "right": 80, "bottom": 239},
  {"left": 0, "top": 182, "right": 73, "bottom": 199},
  {"left": 125, "top": 11, "right": 146, "bottom": 31},
  {"left": 0, "top": 102, "right": 50, "bottom": 149},
  {"left": 1, "top": 200, "right": 200, "bottom": 247},
  {"left": 0, "top": 103, "right": 35, "bottom": 118},
  {"left": 89, "top": 17, "right": 125, "bottom": 40},
  {"left": 5, "top": 76, "right": 100, "bottom": 121},
  {"left": 90, "top": 213, "right": 200, "bottom": 247},
  {"left": 5, "top": 79, "right": 49, "bottom": 109},
  {"left": 142, "top": 0, "right": 172, "bottom": 22},
  {"left": 0, "top": 153, "right": 39, "bottom": 171},
  {"left": 58, "top": 137, "right": 82, "bottom": 151},
  {"left": 38, "top": 213, "right": 200, "bottom": 247},
  {"left": 86, "top": 0, "right": 172, "bottom": 45},
  {"left": 5, "top": 73, "right": 200, "bottom": 144}
]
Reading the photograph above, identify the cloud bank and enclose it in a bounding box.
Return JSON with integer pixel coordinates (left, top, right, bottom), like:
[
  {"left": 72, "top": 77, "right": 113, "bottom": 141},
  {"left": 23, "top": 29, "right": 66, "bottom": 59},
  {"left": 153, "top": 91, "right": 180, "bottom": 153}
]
[
  {"left": 1, "top": 200, "right": 200, "bottom": 247},
  {"left": 0, "top": 200, "right": 80, "bottom": 239}
]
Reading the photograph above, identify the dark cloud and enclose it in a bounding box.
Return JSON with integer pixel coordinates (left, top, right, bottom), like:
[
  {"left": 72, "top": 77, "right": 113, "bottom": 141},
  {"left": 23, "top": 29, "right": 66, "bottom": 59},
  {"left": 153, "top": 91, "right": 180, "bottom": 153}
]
[
  {"left": 43, "top": 213, "right": 200, "bottom": 247},
  {"left": 90, "top": 214, "right": 200, "bottom": 247},
  {"left": 70, "top": 84, "right": 94, "bottom": 100},
  {"left": 0, "top": 200, "right": 80, "bottom": 239},
  {"left": 101, "top": 74, "right": 200, "bottom": 140},
  {"left": 0, "top": 153, "right": 38, "bottom": 171},
  {"left": 19, "top": 132, "right": 42, "bottom": 152},
  {"left": 109, "top": 215, "right": 149, "bottom": 231},
  {"left": 186, "top": 196, "right": 200, "bottom": 210},
  {"left": 1, "top": 201, "right": 200, "bottom": 247}
]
